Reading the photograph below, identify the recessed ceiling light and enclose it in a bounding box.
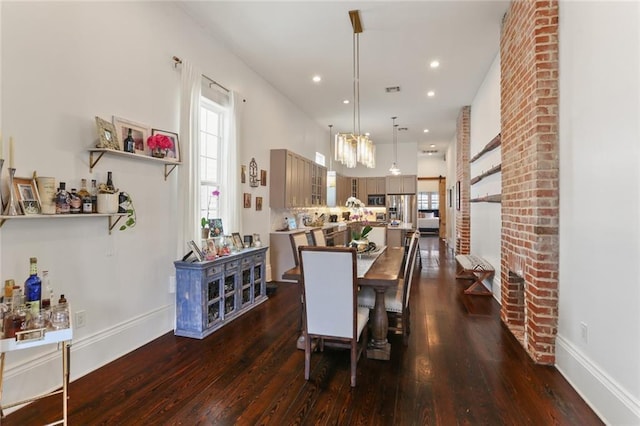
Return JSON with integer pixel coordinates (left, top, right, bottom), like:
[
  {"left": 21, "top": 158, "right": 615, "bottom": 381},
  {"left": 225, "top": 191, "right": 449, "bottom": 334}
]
[
  {"left": 423, "top": 129, "right": 429, "bottom": 133},
  {"left": 365, "top": 132, "right": 370, "bottom": 136},
  {"left": 430, "top": 60, "right": 440, "bottom": 69},
  {"left": 430, "top": 144, "right": 436, "bottom": 148},
  {"left": 343, "top": 99, "right": 350, "bottom": 104},
  {"left": 427, "top": 90, "right": 435, "bottom": 97},
  {"left": 312, "top": 75, "right": 322, "bottom": 83}
]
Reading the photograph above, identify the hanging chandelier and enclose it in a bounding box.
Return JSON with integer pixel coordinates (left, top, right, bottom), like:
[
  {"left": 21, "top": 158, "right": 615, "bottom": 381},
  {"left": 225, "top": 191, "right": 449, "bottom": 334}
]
[
  {"left": 334, "top": 10, "right": 375, "bottom": 169},
  {"left": 389, "top": 116, "right": 401, "bottom": 175}
]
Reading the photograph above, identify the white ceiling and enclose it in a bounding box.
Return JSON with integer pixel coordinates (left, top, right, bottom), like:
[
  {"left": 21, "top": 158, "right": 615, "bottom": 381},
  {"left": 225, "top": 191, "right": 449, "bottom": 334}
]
[{"left": 178, "top": 1, "right": 508, "bottom": 157}]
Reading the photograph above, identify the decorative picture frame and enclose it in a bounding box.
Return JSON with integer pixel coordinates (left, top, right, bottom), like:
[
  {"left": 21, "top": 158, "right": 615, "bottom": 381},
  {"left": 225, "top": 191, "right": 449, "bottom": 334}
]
[
  {"left": 249, "top": 158, "right": 259, "bottom": 187},
  {"left": 151, "top": 128, "right": 181, "bottom": 162},
  {"left": 95, "top": 116, "right": 120, "bottom": 150},
  {"left": 260, "top": 170, "right": 267, "bottom": 186},
  {"left": 448, "top": 187, "right": 453, "bottom": 208},
  {"left": 13, "top": 177, "right": 41, "bottom": 215},
  {"left": 208, "top": 218, "right": 223, "bottom": 237},
  {"left": 241, "top": 165, "right": 246, "bottom": 184},
  {"left": 187, "top": 240, "right": 205, "bottom": 262},
  {"left": 243, "top": 193, "right": 251, "bottom": 208},
  {"left": 113, "top": 116, "right": 151, "bottom": 154},
  {"left": 232, "top": 232, "right": 244, "bottom": 251},
  {"left": 243, "top": 235, "right": 253, "bottom": 248},
  {"left": 456, "top": 181, "right": 461, "bottom": 211},
  {"left": 255, "top": 196, "right": 263, "bottom": 211}
]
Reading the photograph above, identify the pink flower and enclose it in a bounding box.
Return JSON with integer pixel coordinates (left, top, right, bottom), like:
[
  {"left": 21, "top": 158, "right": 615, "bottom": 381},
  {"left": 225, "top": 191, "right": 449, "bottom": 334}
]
[
  {"left": 147, "top": 134, "right": 173, "bottom": 150},
  {"left": 212, "top": 190, "right": 220, "bottom": 197}
]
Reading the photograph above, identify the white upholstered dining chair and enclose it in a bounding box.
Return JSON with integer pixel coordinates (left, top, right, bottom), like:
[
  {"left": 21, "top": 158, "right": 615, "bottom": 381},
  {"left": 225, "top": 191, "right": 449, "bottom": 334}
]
[
  {"left": 289, "top": 231, "right": 309, "bottom": 266},
  {"left": 310, "top": 228, "right": 327, "bottom": 246},
  {"left": 357, "top": 232, "right": 419, "bottom": 345},
  {"left": 299, "top": 246, "right": 369, "bottom": 387}
]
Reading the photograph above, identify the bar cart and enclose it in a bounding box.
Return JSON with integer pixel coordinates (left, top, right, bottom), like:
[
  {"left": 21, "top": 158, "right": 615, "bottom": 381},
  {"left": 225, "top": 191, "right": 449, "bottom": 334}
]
[{"left": 0, "top": 311, "right": 72, "bottom": 425}]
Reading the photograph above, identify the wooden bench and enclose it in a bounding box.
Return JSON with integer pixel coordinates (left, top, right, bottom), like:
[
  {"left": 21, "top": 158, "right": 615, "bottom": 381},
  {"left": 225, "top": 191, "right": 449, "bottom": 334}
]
[{"left": 455, "top": 254, "right": 494, "bottom": 296}]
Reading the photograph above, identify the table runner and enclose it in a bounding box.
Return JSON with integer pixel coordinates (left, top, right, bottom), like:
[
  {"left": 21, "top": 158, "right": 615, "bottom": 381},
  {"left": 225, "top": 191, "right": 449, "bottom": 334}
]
[{"left": 357, "top": 246, "right": 387, "bottom": 277}]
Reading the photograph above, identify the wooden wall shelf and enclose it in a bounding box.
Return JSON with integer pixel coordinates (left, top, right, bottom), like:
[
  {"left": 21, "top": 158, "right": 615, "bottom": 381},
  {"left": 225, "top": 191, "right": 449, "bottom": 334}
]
[
  {"left": 470, "top": 194, "right": 502, "bottom": 203},
  {"left": 470, "top": 164, "right": 502, "bottom": 185},
  {"left": 89, "top": 149, "right": 180, "bottom": 180},
  {"left": 470, "top": 133, "right": 501, "bottom": 163},
  {"left": 0, "top": 213, "right": 127, "bottom": 234}
]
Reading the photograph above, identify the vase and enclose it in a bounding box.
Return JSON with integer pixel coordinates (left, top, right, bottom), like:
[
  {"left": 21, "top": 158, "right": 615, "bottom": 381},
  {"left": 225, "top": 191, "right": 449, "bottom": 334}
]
[
  {"left": 350, "top": 238, "right": 369, "bottom": 253},
  {"left": 201, "top": 228, "right": 210, "bottom": 239},
  {"left": 151, "top": 148, "right": 165, "bottom": 158},
  {"left": 97, "top": 193, "right": 119, "bottom": 214}
]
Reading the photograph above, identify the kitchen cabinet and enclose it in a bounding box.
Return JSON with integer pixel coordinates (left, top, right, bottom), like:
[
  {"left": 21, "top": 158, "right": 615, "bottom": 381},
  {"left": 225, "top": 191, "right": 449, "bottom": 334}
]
[
  {"left": 270, "top": 149, "right": 326, "bottom": 208},
  {"left": 174, "top": 247, "right": 268, "bottom": 339},
  {"left": 366, "top": 177, "right": 386, "bottom": 195},
  {"left": 336, "top": 173, "right": 351, "bottom": 206},
  {"left": 386, "top": 174, "right": 417, "bottom": 194}
]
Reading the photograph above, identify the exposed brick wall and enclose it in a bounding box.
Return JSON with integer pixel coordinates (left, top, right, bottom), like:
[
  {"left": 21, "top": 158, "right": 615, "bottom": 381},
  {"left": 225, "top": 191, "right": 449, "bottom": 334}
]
[
  {"left": 456, "top": 106, "right": 471, "bottom": 255},
  {"left": 500, "top": 0, "right": 559, "bottom": 365}
]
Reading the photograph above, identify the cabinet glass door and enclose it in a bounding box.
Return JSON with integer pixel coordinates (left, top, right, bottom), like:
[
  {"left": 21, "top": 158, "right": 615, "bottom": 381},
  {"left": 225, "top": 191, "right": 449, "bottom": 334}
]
[
  {"left": 207, "top": 277, "right": 222, "bottom": 327},
  {"left": 253, "top": 263, "right": 263, "bottom": 299},
  {"left": 223, "top": 272, "right": 237, "bottom": 317},
  {"left": 241, "top": 266, "right": 252, "bottom": 306}
]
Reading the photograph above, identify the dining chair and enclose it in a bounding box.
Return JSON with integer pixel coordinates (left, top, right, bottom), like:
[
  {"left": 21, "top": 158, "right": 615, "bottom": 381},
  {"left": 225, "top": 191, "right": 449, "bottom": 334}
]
[
  {"left": 310, "top": 228, "right": 327, "bottom": 246},
  {"left": 357, "top": 234, "right": 419, "bottom": 345},
  {"left": 366, "top": 226, "right": 386, "bottom": 247},
  {"left": 289, "top": 231, "right": 310, "bottom": 266},
  {"left": 299, "top": 246, "right": 369, "bottom": 387}
]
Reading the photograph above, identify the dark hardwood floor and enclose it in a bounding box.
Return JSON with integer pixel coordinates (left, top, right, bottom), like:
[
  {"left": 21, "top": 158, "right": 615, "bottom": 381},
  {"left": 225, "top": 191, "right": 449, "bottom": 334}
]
[{"left": 4, "top": 237, "right": 603, "bottom": 425}]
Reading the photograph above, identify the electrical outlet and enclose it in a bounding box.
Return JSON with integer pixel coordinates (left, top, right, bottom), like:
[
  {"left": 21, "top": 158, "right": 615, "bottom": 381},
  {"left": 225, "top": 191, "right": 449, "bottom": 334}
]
[
  {"left": 580, "top": 322, "right": 588, "bottom": 343},
  {"left": 76, "top": 310, "right": 87, "bottom": 328},
  {"left": 169, "top": 276, "right": 176, "bottom": 293}
]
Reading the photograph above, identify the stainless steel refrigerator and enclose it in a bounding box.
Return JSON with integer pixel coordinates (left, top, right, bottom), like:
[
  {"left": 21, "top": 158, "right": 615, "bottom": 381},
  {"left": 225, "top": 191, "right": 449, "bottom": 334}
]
[{"left": 386, "top": 194, "right": 416, "bottom": 227}]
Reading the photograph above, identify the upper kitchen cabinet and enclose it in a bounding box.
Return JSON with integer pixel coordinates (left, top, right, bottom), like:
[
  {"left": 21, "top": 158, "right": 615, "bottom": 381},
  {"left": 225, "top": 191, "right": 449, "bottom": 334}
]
[
  {"left": 270, "top": 149, "right": 326, "bottom": 208},
  {"left": 386, "top": 174, "right": 417, "bottom": 194}
]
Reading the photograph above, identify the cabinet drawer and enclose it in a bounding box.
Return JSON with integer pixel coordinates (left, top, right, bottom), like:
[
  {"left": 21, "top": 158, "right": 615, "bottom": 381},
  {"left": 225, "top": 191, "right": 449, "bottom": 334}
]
[
  {"left": 241, "top": 256, "right": 252, "bottom": 266},
  {"left": 205, "top": 265, "right": 223, "bottom": 276},
  {"left": 253, "top": 252, "right": 265, "bottom": 263},
  {"left": 225, "top": 260, "right": 239, "bottom": 270}
]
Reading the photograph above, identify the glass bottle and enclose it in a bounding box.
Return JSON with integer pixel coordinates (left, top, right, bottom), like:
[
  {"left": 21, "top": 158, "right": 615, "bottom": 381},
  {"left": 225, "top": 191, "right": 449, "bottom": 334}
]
[
  {"left": 41, "top": 270, "right": 53, "bottom": 310},
  {"left": 69, "top": 188, "right": 81, "bottom": 214},
  {"left": 123, "top": 128, "right": 135, "bottom": 153},
  {"left": 106, "top": 171, "right": 115, "bottom": 192},
  {"left": 78, "top": 178, "right": 92, "bottom": 214},
  {"left": 55, "top": 182, "right": 70, "bottom": 214},
  {"left": 90, "top": 179, "right": 98, "bottom": 213},
  {"left": 24, "top": 257, "right": 42, "bottom": 316}
]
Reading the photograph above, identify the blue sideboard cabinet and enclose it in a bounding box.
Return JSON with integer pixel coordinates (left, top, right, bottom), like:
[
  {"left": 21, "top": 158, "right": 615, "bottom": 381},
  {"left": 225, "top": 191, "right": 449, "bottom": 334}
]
[{"left": 174, "top": 246, "right": 268, "bottom": 339}]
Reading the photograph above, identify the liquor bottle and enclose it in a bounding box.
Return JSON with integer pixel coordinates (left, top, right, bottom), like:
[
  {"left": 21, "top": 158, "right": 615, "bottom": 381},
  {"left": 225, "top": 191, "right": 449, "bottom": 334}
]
[
  {"left": 24, "top": 257, "right": 42, "bottom": 316},
  {"left": 106, "top": 171, "right": 115, "bottom": 192},
  {"left": 58, "top": 294, "right": 67, "bottom": 305},
  {"left": 90, "top": 179, "right": 98, "bottom": 213},
  {"left": 78, "top": 179, "right": 92, "bottom": 214},
  {"left": 69, "top": 188, "right": 81, "bottom": 214},
  {"left": 41, "top": 270, "right": 53, "bottom": 310},
  {"left": 55, "top": 182, "right": 70, "bottom": 214},
  {"left": 123, "top": 128, "right": 135, "bottom": 153}
]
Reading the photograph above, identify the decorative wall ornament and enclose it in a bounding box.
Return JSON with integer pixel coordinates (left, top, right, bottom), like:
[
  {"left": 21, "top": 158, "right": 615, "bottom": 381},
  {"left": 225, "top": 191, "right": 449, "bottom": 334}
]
[{"left": 249, "top": 158, "right": 258, "bottom": 187}]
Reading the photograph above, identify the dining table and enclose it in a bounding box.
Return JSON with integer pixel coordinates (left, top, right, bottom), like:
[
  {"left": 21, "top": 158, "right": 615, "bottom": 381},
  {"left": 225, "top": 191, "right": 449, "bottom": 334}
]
[{"left": 283, "top": 245, "right": 405, "bottom": 361}]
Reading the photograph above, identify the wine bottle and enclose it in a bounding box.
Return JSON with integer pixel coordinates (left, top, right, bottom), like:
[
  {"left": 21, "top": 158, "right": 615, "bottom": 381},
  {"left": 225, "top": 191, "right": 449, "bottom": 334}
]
[
  {"left": 24, "top": 257, "right": 42, "bottom": 316},
  {"left": 55, "top": 182, "right": 70, "bottom": 214},
  {"left": 123, "top": 128, "right": 135, "bottom": 153},
  {"left": 78, "top": 178, "right": 92, "bottom": 214},
  {"left": 90, "top": 179, "right": 98, "bottom": 213},
  {"left": 106, "top": 171, "right": 115, "bottom": 192},
  {"left": 69, "top": 188, "right": 81, "bottom": 214}
]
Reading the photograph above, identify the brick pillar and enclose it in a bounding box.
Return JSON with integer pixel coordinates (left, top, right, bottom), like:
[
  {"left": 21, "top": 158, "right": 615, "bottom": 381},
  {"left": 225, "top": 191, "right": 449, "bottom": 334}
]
[
  {"left": 500, "top": 0, "right": 559, "bottom": 365},
  {"left": 456, "top": 106, "right": 471, "bottom": 255}
]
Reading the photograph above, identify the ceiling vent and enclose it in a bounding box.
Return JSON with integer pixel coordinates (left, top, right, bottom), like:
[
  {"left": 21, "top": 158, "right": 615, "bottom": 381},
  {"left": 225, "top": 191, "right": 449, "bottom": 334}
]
[
  {"left": 422, "top": 149, "right": 438, "bottom": 155},
  {"left": 385, "top": 86, "right": 401, "bottom": 93},
  {"left": 398, "top": 127, "right": 408, "bottom": 131}
]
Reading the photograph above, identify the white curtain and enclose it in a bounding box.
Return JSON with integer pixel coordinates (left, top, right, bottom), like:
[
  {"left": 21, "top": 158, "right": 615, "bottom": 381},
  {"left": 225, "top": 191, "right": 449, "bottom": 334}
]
[
  {"left": 221, "top": 91, "right": 242, "bottom": 234},
  {"left": 176, "top": 60, "right": 202, "bottom": 257}
]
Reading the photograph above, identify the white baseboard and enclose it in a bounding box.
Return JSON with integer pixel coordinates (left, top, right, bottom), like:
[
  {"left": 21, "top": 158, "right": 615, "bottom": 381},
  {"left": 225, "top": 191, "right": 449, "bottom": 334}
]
[
  {"left": 556, "top": 335, "right": 640, "bottom": 425},
  {"left": 1, "top": 304, "right": 174, "bottom": 414}
]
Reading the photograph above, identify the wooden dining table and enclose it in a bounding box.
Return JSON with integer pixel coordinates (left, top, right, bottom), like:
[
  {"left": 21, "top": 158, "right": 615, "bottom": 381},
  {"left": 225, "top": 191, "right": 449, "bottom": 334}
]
[{"left": 283, "top": 246, "right": 405, "bottom": 361}]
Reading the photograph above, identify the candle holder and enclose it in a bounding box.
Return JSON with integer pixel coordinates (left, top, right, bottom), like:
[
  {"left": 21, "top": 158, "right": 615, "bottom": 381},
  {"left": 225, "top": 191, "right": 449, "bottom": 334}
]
[{"left": 3, "top": 167, "right": 19, "bottom": 216}]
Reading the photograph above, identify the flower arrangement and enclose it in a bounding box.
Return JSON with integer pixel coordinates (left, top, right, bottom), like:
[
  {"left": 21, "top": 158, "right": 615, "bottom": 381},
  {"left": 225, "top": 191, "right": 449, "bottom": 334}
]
[
  {"left": 345, "top": 196, "right": 372, "bottom": 240},
  {"left": 201, "top": 189, "right": 220, "bottom": 228},
  {"left": 146, "top": 134, "right": 174, "bottom": 151}
]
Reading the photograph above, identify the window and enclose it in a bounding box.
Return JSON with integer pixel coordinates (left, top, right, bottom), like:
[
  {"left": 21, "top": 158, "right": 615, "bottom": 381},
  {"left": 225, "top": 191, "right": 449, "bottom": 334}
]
[
  {"left": 418, "top": 191, "right": 439, "bottom": 210},
  {"left": 315, "top": 152, "right": 325, "bottom": 166},
  {"left": 199, "top": 97, "right": 226, "bottom": 222}
]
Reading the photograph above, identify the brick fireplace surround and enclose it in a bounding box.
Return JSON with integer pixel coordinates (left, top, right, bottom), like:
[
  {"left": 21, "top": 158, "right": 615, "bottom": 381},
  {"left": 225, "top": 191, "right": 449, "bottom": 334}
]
[{"left": 456, "top": 0, "right": 559, "bottom": 365}]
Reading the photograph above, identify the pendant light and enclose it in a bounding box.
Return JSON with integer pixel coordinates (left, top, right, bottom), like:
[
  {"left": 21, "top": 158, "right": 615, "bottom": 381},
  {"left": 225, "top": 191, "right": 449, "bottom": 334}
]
[{"left": 389, "top": 116, "right": 401, "bottom": 175}]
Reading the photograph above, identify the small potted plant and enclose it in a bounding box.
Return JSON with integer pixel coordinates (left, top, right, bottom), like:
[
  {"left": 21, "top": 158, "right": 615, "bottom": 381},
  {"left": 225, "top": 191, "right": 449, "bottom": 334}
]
[
  {"left": 147, "top": 134, "right": 174, "bottom": 158},
  {"left": 201, "top": 217, "right": 210, "bottom": 239}
]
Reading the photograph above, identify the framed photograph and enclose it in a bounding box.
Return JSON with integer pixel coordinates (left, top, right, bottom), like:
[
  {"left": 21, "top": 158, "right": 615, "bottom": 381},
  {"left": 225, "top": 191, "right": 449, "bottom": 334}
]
[
  {"left": 448, "top": 187, "right": 453, "bottom": 208},
  {"left": 95, "top": 116, "right": 120, "bottom": 150},
  {"left": 232, "top": 232, "right": 244, "bottom": 251},
  {"left": 456, "top": 181, "right": 461, "bottom": 211},
  {"left": 260, "top": 170, "right": 267, "bottom": 186},
  {"left": 151, "top": 128, "right": 180, "bottom": 162},
  {"left": 113, "top": 116, "right": 151, "bottom": 154},
  {"left": 208, "top": 218, "right": 223, "bottom": 237},
  {"left": 243, "top": 193, "right": 251, "bottom": 208},
  {"left": 241, "top": 165, "right": 246, "bottom": 184},
  {"left": 187, "top": 240, "right": 205, "bottom": 262},
  {"left": 255, "top": 196, "right": 263, "bottom": 211},
  {"left": 13, "top": 177, "right": 41, "bottom": 215},
  {"left": 243, "top": 235, "right": 253, "bottom": 248}
]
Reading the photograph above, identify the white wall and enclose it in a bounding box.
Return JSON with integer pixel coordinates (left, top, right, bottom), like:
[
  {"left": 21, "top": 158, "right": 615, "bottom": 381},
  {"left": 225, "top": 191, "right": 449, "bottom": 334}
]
[
  {"left": 469, "top": 53, "right": 501, "bottom": 301},
  {"left": 557, "top": 2, "right": 640, "bottom": 424},
  {"left": 418, "top": 155, "right": 447, "bottom": 178},
  {"left": 0, "top": 1, "right": 325, "bottom": 408},
  {"left": 445, "top": 136, "right": 457, "bottom": 250}
]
